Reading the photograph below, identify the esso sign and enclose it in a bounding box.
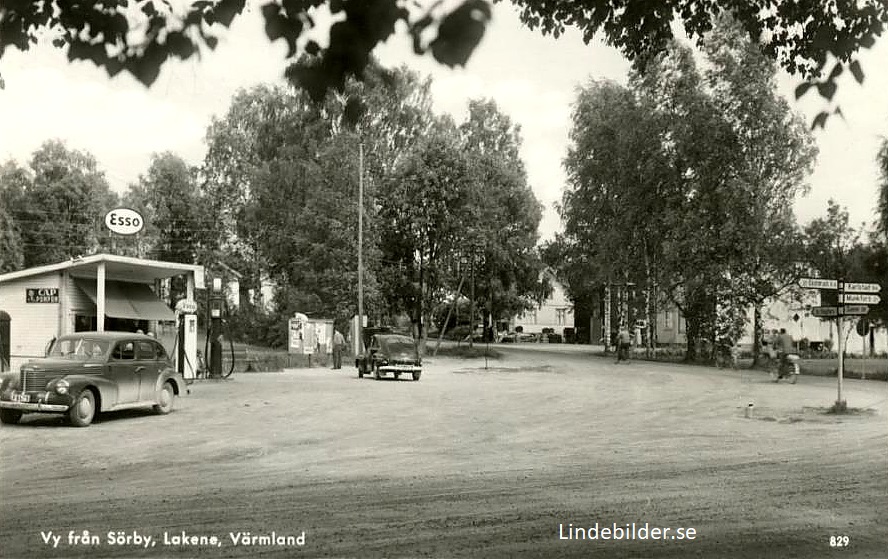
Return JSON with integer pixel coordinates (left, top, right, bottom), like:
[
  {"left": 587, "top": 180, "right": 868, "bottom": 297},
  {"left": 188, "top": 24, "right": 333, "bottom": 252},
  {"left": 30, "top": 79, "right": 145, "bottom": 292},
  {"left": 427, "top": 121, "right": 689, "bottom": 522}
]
[
  {"left": 105, "top": 208, "right": 144, "bottom": 235},
  {"left": 175, "top": 298, "right": 199, "bottom": 314}
]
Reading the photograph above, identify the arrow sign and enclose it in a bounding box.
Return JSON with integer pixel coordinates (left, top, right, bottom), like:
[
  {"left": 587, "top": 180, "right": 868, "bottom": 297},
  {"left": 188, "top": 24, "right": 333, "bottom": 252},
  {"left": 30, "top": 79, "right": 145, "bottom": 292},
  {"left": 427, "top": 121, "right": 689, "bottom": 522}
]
[
  {"left": 798, "top": 278, "right": 838, "bottom": 290},
  {"left": 811, "top": 306, "right": 838, "bottom": 317},
  {"left": 840, "top": 293, "right": 880, "bottom": 305},
  {"left": 844, "top": 282, "right": 881, "bottom": 293},
  {"left": 843, "top": 305, "right": 870, "bottom": 316}
]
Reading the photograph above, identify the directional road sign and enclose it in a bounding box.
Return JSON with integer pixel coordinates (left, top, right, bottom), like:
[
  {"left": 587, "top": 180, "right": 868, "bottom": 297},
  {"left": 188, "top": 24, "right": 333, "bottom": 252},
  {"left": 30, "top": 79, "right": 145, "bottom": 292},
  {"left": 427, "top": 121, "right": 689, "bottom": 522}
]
[
  {"left": 811, "top": 306, "right": 838, "bottom": 317},
  {"left": 844, "top": 282, "right": 881, "bottom": 293},
  {"left": 798, "top": 278, "right": 838, "bottom": 290},
  {"left": 842, "top": 305, "right": 870, "bottom": 315},
  {"left": 839, "top": 293, "right": 881, "bottom": 305}
]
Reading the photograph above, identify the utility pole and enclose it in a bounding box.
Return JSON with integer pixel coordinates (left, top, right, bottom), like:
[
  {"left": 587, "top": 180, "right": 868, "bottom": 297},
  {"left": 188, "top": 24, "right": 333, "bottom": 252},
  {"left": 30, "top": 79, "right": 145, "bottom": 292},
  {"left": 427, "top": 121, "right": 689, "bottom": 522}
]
[
  {"left": 357, "top": 141, "right": 364, "bottom": 354},
  {"left": 469, "top": 248, "right": 475, "bottom": 349}
]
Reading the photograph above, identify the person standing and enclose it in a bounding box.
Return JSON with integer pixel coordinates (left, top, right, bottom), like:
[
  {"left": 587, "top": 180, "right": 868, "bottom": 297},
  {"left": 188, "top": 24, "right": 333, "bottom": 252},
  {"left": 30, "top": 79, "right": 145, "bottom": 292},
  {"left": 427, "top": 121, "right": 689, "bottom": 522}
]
[
  {"left": 615, "top": 325, "right": 632, "bottom": 364},
  {"left": 332, "top": 328, "right": 346, "bottom": 369}
]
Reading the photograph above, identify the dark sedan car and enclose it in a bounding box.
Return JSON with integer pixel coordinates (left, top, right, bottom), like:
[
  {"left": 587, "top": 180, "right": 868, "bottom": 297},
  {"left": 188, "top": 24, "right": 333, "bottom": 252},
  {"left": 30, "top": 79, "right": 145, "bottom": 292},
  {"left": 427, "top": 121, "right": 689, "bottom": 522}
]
[
  {"left": 355, "top": 334, "right": 422, "bottom": 381},
  {"left": 0, "top": 331, "right": 185, "bottom": 427}
]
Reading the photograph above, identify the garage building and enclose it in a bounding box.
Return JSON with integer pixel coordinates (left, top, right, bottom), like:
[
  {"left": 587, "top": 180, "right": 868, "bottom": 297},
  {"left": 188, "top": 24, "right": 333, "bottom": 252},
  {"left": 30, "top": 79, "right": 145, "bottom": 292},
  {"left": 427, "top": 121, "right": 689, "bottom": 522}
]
[{"left": 0, "top": 254, "right": 204, "bottom": 373}]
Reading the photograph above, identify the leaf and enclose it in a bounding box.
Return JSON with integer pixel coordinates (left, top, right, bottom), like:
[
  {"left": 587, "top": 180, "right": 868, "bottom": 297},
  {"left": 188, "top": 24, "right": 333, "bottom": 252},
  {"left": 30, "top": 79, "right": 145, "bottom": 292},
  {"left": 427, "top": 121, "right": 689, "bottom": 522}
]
[
  {"left": 827, "top": 61, "right": 843, "bottom": 81},
  {"left": 811, "top": 111, "right": 829, "bottom": 130},
  {"left": 214, "top": 0, "right": 246, "bottom": 28},
  {"left": 429, "top": 0, "right": 492, "bottom": 68},
  {"left": 816, "top": 80, "right": 837, "bottom": 101},
  {"left": 794, "top": 82, "right": 813, "bottom": 99},
  {"left": 849, "top": 60, "right": 864, "bottom": 84}
]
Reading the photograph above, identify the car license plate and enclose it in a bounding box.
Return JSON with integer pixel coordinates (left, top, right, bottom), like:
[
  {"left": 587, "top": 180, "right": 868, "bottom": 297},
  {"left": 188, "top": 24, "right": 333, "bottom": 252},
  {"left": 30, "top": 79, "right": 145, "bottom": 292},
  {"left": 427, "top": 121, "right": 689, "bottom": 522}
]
[{"left": 13, "top": 392, "right": 30, "bottom": 403}]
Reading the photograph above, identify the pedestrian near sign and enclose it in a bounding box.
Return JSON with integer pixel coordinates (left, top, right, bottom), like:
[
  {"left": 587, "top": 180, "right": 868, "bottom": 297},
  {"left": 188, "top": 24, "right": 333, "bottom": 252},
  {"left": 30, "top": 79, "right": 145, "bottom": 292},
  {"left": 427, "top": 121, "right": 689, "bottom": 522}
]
[
  {"left": 839, "top": 293, "right": 881, "bottom": 305},
  {"left": 844, "top": 282, "right": 881, "bottom": 293},
  {"left": 811, "top": 306, "right": 838, "bottom": 317},
  {"left": 798, "top": 278, "right": 838, "bottom": 290}
]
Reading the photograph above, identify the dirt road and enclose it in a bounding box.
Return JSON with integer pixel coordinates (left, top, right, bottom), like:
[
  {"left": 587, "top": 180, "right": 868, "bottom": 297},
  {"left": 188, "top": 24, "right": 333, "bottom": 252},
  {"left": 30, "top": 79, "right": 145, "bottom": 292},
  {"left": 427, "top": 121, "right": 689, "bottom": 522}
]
[{"left": 2, "top": 347, "right": 886, "bottom": 558}]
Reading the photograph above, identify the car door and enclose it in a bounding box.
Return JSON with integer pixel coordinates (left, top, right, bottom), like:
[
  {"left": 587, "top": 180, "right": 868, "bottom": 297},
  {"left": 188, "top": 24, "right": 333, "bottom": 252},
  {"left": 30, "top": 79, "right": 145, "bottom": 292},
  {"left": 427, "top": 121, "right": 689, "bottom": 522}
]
[
  {"left": 136, "top": 341, "right": 164, "bottom": 402},
  {"left": 108, "top": 340, "right": 140, "bottom": 404}
]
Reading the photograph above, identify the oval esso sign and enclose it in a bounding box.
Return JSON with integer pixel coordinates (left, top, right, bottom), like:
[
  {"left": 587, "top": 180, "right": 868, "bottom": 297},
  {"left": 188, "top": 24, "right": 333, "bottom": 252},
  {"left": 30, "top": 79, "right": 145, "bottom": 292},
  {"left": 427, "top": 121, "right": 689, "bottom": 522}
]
[{"left": 105, "top": 208, "right": 144, "bottom": 235}]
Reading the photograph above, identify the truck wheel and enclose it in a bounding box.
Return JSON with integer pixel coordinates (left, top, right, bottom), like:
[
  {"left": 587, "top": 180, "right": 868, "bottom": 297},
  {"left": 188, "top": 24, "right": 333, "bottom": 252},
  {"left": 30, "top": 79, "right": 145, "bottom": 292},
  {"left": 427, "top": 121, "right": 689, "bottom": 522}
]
[
  {"left": 412, "top": 371, "right": 422, "bottom": 381},
  {"left": 0, "top": 409, "right": 22, "bottom": 424},
  {"left": 68, "top": 389, "right": 96, "bottom": 427}
]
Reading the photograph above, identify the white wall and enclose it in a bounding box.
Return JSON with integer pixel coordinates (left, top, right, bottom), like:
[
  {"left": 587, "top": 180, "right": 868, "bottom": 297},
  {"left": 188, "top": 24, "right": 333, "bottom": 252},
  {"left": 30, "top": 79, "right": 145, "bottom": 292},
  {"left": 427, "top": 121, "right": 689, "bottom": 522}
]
[
  {"left": 0, "top": 272, "right": 63, "bottom": 371},
  {"left": 512, "top": 278, "right": 574, "bottom": 334}
]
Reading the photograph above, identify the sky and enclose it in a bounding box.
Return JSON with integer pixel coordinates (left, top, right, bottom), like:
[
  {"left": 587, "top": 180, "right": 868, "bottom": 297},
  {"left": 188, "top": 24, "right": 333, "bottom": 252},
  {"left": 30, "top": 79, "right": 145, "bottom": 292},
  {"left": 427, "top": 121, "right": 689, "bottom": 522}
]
[{"left": 0, "top": 2, "right": 886, "bottom": 243}]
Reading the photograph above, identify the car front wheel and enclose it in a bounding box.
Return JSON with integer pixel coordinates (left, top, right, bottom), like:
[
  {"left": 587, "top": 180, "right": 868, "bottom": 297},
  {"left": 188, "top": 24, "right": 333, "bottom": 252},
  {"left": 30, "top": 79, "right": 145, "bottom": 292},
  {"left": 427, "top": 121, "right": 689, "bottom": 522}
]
[
  {"left": 412, "top": 371, "right": 421, "bottom": 381},
  {"left": 0, "top": 408, "right": 22, "bottom": 424},
  {"left": 68, "top": 389, "right": 96, "bottom": 427},
  {"left": 153, "top": 381, "right": 175, "bottom": 415},
  {"left": 374, "top": 363, "right": 383, "bottom": 380}
]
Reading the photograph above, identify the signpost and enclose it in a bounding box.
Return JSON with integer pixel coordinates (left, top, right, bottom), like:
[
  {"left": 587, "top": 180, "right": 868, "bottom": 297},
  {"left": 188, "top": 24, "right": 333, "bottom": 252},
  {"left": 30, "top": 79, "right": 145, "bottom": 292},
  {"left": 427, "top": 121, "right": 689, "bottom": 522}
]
[
  {"left": 811, "top": 306, "right": 838, "bottom": 317},
  {"left": 797, "top": 277, "right": 882, "bottom": 411},
  {"left": 839, "top": 293, "right": 880, "bottom": 305}
]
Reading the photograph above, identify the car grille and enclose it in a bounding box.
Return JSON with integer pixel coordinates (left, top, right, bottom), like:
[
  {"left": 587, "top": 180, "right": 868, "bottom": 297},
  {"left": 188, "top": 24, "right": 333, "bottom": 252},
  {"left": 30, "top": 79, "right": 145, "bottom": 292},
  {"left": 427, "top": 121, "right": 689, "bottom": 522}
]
[{"left": 20, "top": 370, "right": 51, "bottom": 392}]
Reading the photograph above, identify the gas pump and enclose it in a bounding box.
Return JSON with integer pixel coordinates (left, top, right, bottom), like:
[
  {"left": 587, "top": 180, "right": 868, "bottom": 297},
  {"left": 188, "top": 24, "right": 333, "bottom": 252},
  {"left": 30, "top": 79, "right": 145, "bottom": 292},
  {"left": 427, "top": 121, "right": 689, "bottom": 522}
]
[
  {"left": 174, "top": 298, "right": 199, "bottom": 380},
  {"left": 207, "top": 277, "right": 224, "bottom": 379}
]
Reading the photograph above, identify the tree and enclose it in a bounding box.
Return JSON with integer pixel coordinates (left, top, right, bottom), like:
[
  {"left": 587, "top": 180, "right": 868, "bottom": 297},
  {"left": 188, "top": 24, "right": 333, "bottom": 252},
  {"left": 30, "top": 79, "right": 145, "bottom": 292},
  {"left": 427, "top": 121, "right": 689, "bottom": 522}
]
[
  {"left": 877, "top": 138, "right": 888, "bottom": 241},
  {"left": 457, "top": 99, "right": 545, "bottom": 339},
  {"left": 0, "top": 161, "right": 28, "bottom": 272},
  {"left": 4, "top": 140, "right": 117, "bottom": 267},
  {"left": 804, "top": 199, "right": 862, "bottom": 281},
  {"left": 700, "top": 15, "right": 817, "bottom": 362},
  {"left": 1, "top": 1, "right": 883, "bottom": 122},
  {"left": 125, "top": 152, "right": 207, "bottom": 264},
  {"left": 379, "top": 122, "right": 477, "bottom": 340}
]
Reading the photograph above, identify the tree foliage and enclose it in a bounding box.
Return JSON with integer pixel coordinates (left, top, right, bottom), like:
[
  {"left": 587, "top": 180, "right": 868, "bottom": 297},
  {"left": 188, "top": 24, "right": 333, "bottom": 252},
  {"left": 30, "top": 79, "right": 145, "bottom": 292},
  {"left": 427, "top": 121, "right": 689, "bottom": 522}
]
[
  {"left": 124, "top": 152, "right": 208, "bottom": 263},
  {"left": 1, "top": 1, "right": 883, "bottom": 123},
  {"left": 0, "top": 140, "right": 118, "bottom": 268},
  {"left": 877, "top": 138, "right": 888, "bottom": 241},
  {"left": 553, "top": 17, "right": 817, "bottom": 360}
]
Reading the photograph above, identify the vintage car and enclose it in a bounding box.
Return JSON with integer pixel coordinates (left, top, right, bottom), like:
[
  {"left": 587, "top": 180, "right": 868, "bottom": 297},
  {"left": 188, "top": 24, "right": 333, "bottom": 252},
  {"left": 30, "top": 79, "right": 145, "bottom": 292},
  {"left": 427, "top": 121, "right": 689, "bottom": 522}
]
[
  {"left": 0, "top": 331, "right": 185, "bottom": 427},
  {"left": 355, "top": 333, "right": 422, "bottom": 381}
]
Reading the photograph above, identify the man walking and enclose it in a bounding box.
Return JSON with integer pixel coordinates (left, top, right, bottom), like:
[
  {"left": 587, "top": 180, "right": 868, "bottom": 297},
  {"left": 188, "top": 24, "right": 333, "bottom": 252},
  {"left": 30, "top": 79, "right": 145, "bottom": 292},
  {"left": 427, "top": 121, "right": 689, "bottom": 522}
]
[{"left": 331, "top": 328, "right": 346, "bottom": 369}]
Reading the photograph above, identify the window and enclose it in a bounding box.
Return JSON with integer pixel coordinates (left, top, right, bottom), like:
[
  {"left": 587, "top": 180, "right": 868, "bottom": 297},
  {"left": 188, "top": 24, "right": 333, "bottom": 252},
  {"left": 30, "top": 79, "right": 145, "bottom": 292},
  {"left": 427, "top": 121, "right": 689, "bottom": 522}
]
[
  {"left": 112, "top": 341, "right": 135, "bottom": 360},
  {"left": 153, "top": 343, "right": 168, "bottom": 361},
  {"left": 137, "top": 341, "right": 156, "bottom": 360},
  {"left": 664, "top": 311, "right": 674, "bottom": 330},
  {"left": 556, "top": 308, "right": 566, "bottom": 325}
]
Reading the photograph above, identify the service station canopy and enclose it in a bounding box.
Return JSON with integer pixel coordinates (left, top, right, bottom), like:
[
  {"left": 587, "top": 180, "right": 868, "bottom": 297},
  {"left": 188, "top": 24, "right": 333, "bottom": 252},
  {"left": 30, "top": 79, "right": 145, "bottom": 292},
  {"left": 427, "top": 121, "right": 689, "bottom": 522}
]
[{"left": 0, "top": 253, "right": 205, "bottom": 329}]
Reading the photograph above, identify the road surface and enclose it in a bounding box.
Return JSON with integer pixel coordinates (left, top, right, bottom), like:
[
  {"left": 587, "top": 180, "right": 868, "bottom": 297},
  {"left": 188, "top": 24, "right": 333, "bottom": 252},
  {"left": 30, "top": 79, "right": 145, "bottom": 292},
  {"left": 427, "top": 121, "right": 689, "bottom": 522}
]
[{"left": 1, "top": 346, "right": 886, "bottom": 558}]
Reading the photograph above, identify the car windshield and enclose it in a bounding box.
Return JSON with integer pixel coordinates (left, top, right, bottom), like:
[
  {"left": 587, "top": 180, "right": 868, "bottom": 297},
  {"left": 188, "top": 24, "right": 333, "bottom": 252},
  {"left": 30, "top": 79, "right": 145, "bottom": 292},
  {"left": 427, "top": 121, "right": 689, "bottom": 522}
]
[
  {"left": 48, "top": 337, "right": 111, "bottom": 360},
  {"left": 380, "top": 337, "right": 417, "bottom": 355}
]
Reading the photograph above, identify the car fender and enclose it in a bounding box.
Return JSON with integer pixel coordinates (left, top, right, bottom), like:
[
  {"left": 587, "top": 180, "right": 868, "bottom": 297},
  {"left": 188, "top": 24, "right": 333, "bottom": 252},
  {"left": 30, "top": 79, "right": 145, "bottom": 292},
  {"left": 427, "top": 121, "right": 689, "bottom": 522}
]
[
  {"left": 155, "top": 368, "right": 186, "bottom": 397},
  {"left": 58, "top": 374, "right": 118, "bottom": 411},
  {"left": 0, "top": 371, "right": 20, "bottom": 391}
]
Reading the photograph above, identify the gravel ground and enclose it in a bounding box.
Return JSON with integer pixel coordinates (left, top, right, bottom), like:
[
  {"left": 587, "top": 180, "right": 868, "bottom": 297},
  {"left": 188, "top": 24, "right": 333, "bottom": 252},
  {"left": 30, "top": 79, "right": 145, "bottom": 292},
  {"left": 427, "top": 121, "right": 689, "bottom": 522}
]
[{"left": 1, "top": 346, "right": 886, "bottom": 558}]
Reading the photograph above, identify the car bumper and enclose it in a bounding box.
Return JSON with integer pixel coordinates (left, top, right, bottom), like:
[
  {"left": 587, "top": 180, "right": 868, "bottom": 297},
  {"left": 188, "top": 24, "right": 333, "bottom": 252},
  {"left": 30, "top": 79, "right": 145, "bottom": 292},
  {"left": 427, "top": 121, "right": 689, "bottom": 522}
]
[
  {"left": 0, "top": 400, "right": 69, "bottom": 412},
  {"left": 0, "top": 390, "right": 71, "bottom": 413},
  {"left": 379, "top": 365, "right": 422, "bottom": 374}
]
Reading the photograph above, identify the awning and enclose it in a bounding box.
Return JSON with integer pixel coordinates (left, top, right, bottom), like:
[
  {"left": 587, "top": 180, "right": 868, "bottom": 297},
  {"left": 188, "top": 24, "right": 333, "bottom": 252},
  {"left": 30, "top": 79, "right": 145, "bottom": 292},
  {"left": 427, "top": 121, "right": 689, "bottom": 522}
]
[{"left": 75, "top": 280, "right": 176, "bottom": 321}]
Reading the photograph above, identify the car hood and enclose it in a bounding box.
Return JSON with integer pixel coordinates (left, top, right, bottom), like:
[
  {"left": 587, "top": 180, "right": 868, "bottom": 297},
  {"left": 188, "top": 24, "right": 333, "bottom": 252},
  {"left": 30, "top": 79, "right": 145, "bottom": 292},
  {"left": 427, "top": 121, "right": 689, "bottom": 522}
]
[{"left": 23, "top": 358, "right": 102, "bottom": 372}]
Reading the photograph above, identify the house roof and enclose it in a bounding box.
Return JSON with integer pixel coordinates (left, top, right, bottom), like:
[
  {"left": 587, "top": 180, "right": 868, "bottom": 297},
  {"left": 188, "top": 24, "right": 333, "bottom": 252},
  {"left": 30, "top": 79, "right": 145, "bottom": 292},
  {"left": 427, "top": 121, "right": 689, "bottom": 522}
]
[{"left": 0, "top": 253, "right": 205, "bottom": 289}]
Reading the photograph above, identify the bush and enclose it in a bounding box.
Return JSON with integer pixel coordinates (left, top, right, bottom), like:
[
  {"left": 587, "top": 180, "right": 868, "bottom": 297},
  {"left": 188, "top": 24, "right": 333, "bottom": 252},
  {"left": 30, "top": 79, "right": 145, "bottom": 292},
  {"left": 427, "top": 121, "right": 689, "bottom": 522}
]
[{"left": 226, "top": 307, "right": 288, "bottom": 349}]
